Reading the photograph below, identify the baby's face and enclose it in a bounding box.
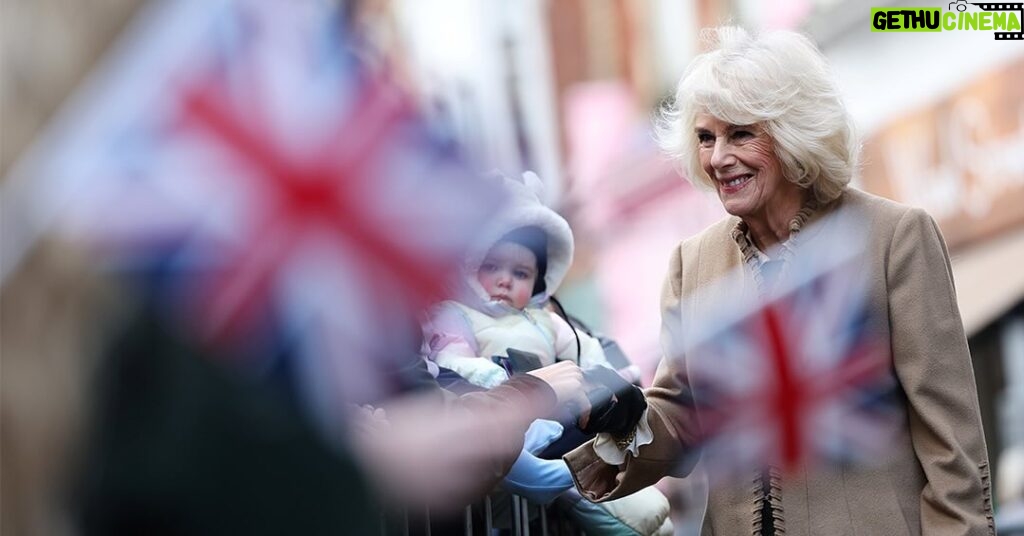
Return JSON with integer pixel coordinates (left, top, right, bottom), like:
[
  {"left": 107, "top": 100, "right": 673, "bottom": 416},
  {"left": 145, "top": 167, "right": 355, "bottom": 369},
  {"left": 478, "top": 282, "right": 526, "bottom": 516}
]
[{"left": 476, "top": 242, "right": 538, "bottom": 310}]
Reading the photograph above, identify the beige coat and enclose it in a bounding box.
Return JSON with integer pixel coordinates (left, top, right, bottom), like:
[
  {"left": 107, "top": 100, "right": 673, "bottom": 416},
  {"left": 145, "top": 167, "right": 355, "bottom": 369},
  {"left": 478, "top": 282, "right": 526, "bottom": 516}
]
[{"left": 566, "top": 188, "right": 995, "bottom": 535}]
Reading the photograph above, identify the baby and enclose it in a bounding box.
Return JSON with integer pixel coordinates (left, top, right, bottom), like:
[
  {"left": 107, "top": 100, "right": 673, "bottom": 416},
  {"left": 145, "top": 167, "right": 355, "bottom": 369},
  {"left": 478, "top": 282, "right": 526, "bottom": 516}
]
[
  {"left": 423, "top": 172, "right": 672, "bottom": 535},
  {"left": 424, "top": 172, "right": 612, "bottom": 388}
]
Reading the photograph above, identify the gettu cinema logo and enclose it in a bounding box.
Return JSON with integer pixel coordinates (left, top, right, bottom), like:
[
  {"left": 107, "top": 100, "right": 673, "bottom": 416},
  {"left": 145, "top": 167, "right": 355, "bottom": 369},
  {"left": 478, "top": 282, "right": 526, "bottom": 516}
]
[{"left": 871, "top": 1, "right": 1023, "bottom": 39}]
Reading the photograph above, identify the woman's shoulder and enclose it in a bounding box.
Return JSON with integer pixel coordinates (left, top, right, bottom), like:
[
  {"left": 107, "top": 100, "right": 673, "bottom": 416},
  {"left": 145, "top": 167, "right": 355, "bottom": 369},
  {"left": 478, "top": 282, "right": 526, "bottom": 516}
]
[
  {"left": 838, "top": 187, "right": 918, "bottom": 224},
  {"left": 832, "top": 188, "right": 943, "bottom": 252},
  {"left": 662, "top": 216, "right": 743, "bottom": 296},
  {"left": 675, "top": 216, "right": 741, "bottom": 257}
]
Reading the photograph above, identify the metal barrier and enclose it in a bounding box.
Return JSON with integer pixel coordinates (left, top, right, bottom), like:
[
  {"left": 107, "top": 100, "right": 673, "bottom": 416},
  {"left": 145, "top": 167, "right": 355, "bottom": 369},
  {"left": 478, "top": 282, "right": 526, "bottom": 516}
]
[{"left": 382, "top": 494, "right": 584, "bottom": 536}]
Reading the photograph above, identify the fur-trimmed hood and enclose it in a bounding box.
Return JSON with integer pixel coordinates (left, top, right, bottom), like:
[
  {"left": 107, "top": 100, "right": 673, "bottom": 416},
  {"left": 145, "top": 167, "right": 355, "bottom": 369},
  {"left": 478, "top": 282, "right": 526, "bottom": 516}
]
[{"left": 460, "top": 171, "right": 573, "bottom": 314}]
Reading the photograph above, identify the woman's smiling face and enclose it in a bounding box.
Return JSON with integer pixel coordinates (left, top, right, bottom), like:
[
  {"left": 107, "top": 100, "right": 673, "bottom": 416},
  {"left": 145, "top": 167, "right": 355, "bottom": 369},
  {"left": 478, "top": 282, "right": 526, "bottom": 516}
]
[{"left": 695, "top": 113, "right": 800, "bottom": 221}]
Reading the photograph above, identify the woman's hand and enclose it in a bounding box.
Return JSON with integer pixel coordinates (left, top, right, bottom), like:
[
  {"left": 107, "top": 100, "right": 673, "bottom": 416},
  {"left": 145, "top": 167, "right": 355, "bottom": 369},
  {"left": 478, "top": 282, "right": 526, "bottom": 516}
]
[
  {"left": 579, "top": 366, "right": 647, "bottom": 437},
  {"left": 527, "top": 361, "right": 592, "bottom": 425}
]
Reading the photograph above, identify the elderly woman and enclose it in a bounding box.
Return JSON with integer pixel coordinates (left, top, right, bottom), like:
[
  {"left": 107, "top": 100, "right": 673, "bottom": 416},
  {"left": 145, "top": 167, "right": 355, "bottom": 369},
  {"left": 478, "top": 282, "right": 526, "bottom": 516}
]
[{"left": 565, "top": 26, "right": 994, "bottom": 535}]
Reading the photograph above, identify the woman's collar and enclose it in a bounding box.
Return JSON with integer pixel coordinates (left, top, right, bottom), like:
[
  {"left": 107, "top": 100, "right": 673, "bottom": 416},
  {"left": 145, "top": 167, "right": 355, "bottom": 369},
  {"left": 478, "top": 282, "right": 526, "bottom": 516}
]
[{"left": 730, "top": 194, "right": 827, "bottom": 262}]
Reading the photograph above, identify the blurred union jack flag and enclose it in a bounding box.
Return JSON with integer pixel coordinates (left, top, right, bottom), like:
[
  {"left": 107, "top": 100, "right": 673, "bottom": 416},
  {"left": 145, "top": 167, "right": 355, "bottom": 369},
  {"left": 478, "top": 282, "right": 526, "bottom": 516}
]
[
  {"left": 6, "top": 0, "right": 501, "bottom": 422},
  {"left": 679, "top": 231, "right": 902, "bottom": 481}
]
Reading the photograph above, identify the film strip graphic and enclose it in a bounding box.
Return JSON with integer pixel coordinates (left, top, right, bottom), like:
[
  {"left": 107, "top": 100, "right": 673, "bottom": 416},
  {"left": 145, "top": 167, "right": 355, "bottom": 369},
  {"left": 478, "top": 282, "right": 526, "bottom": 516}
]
[{"left": 972, "top": 2, "right": 1024, "bottom": 39}]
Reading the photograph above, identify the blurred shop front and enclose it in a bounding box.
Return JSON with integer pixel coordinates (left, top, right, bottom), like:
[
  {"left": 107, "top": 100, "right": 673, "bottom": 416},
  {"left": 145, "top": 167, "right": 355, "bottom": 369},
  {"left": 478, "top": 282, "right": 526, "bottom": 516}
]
[{"left": 858, "top": 56, "right": 1024, "bottom": 502}]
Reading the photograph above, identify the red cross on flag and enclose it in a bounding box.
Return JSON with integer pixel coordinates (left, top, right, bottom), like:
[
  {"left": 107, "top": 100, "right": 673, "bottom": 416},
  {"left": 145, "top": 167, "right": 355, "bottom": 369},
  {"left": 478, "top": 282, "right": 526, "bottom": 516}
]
[
  {"left": 2, "top": 0, "right": 502, "bottom": 420},
  {"left": 670, "top": 221, "right": 903, "bottom": 483}
]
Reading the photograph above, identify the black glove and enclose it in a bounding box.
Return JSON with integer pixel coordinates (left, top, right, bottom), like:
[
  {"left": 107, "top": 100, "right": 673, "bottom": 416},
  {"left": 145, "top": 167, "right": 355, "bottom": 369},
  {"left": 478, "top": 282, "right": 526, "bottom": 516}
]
[{"left": 579, "top": 366, "right": 647, "bottom": 438}]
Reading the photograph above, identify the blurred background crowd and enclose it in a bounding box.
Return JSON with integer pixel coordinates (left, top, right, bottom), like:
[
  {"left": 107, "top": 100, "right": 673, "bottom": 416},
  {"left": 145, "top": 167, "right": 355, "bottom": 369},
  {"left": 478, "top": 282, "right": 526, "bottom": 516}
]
[{"left": 2, "top": 0, "right": 1023, "bottom": 534}]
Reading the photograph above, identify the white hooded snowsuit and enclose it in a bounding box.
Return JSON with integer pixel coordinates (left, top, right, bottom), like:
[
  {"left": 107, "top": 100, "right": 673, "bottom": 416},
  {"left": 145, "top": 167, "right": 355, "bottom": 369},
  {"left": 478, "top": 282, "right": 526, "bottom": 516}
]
[{"left": 424, "top": 171, "right": 611, "bottom": 387}]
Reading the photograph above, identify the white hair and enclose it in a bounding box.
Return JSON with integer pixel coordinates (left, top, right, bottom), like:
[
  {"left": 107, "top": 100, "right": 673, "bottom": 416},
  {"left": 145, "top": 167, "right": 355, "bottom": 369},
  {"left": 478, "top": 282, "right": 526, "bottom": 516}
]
[{"left": 656, "top": 26, "right": 859, "bottom": 204}]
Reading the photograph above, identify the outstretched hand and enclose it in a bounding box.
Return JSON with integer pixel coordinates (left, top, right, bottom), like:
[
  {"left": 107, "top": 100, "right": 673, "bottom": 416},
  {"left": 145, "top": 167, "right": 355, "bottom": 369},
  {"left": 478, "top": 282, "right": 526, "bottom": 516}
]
[
  {"left": 527, "top": 361, "right": 592, "bottom": 424},
  {"left": 351, "top": 392, "right": 534, "bottom": 512}
]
